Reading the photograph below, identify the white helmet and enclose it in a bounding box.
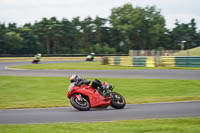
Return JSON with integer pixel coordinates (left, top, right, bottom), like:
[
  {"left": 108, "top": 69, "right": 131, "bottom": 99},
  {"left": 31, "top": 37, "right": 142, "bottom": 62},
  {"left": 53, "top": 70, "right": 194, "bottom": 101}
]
[{"left": 70, "top": 74, "right": 80, "bottom": 83}]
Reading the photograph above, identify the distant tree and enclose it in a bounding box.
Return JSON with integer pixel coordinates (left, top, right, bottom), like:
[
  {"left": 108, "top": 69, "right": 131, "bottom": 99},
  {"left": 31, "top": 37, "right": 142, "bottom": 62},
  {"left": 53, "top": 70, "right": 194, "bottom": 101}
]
[
  {"left": 171, "top": 19, "right": 200, "bottom": 50},
  {"left": 109, "top": 4, "right": 166, "bottom": 51},
  {"left": 19, "top": 24, "right": 41, "bottom": 54},
  {"left": 0, "top": 23, "right": 26, "bottom": 54},
  {"left": 4, "top": 31, "right": 24, "bottom": 54},
  {"left": 0, "top": 23, "right": 7, "bottom": 53},
  {"left": 91, "top": 43, "right": 116, "bottom": 54},
  {"left": 1, "top": 3, "right": 200, "bottom": 55},
  {"left": 79, "top": 17, "right": 95, "bottom": 53},
  {"left": 58, "top": 18, "right": 78, "bottom": 54},
  {"left": 33, "top": 17, "right": 63, "bottom": 54},
  {"left": 156, "top": 29, "right": 173, "bottom": 50},
  {"left": 93, "top": 17, "right": 111, "bottom": 44}
]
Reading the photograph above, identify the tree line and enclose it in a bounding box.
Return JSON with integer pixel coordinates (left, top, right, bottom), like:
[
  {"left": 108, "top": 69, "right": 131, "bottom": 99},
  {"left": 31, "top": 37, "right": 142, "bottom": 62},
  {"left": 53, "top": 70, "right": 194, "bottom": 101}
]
[{"left": 0, "top": 4, "right": 200, "bottom": 55}]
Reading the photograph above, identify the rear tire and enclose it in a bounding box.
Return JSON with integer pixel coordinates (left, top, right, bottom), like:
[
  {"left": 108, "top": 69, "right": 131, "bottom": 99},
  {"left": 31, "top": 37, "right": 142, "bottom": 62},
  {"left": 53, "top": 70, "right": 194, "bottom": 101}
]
[
  {"left": 70, "top": 95, "right": 90, "bottom": 111},
  {"left": 32, "top": 60, "right": 40, "bottom": 64},
  {"left": 110, "top": 92, "right": 126, "bottom": 109}
]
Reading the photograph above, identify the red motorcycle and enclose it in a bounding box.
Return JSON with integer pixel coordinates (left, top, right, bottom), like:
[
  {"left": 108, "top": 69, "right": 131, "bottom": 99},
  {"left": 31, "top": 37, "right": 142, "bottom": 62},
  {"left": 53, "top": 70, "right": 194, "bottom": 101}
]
[{"left": 67, "top": 79, "right": 126, "bottom": 111}]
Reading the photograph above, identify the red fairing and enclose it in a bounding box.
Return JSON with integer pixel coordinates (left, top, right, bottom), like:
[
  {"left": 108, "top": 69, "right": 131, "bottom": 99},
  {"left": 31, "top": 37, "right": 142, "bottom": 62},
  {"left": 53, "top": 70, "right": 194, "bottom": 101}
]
[{"left": 67, "top": 83, "right": 110, "bottom": 108}]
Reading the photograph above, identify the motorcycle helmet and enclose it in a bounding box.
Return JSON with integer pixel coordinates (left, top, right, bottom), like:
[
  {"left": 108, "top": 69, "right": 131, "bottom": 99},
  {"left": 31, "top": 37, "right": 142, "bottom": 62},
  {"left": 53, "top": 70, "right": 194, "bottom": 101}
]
[
  {"left": 107, "top": 84, "right": 113, "bottom": 90},
  {"left": 70, "top": 74, "right": 80, "bottom": 83}
]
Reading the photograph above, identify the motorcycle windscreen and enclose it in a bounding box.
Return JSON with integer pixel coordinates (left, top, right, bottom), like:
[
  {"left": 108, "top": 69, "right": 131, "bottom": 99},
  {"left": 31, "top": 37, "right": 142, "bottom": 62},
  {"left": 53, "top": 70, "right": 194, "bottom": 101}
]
[{"left": 68, "top": 83, "right": 75, "bottom": 92}]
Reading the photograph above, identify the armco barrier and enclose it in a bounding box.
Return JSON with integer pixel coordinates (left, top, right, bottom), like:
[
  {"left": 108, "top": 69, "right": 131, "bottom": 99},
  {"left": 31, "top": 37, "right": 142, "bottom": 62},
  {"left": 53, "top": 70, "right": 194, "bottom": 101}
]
[
  {"left": 114, "top": 56, "right": 120, "bottom": 65},
  {"left": 108, "top": 56, "right": 115, "bottom": 65},
  {"left": 146, "top": 57, "right": 155, "bottom": 67},
  {"left": 120, "top": 56, "right": 133, "bottom": 66},
  {"left": 106, "top": 56, "right": 200, "bottom": 67},
  {"left": 175, "top": 56, "right": 200, "bottom": 67},
  {"left": 107, "top": 56, "right": 155, "bottom": 67},
  {"left": 133, "top": 56, "right": 146, "bottom": 67},
  {"left": 160, "top": 56, "right": 175, "bottom": 67}
]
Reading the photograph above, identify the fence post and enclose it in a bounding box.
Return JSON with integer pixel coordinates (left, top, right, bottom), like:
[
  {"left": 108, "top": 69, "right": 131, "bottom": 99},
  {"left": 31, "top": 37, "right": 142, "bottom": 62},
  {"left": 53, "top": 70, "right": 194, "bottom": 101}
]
[{"left": 155, "top": 55, "right": 161, "bottom": 67}]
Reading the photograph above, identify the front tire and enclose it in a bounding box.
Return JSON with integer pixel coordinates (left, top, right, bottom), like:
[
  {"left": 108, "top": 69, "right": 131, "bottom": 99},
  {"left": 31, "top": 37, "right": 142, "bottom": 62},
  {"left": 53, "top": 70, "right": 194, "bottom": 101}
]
[
  {"left": 70, "top": 95, "right": 90, "bottom": 111},
  {"left": 110, "top": 92, "right": 126, "bottom": 109}
]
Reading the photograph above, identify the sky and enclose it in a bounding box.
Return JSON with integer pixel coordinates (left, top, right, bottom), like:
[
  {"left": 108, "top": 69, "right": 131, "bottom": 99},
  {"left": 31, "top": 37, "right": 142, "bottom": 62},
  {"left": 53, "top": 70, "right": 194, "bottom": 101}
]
[{"left": 0, "top": 0, "right": 200, "bottom": 30}]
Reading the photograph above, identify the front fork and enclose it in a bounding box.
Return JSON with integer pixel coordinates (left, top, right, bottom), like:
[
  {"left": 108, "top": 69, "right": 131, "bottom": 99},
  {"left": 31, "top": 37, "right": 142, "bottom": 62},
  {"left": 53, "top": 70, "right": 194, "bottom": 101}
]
[{"left": 74, "top": 94, "right": 83, "bottom": 101}]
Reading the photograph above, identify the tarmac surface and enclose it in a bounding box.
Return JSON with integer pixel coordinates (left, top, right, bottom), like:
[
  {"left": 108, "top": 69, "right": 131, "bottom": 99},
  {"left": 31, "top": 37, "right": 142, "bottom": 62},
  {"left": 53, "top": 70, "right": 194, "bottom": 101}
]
[
  {"left": 0, "top": 61, "right": 200, "bottom": 79},
  {"left": 0, "top": 101, "right": 200, "bottom": 124},
  {"left": 0, "top": 61, "right": 200, "bottom": 124}
]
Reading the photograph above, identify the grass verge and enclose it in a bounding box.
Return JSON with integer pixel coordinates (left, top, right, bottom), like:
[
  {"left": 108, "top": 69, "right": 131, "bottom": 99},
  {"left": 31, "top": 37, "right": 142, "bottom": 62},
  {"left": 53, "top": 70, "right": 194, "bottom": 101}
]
[
  {"left": 0, "top": 75, "right": 200, "bottom": 109},
  {"left": 10, "top": 62, "right": 200, "bottom": 70},
  {"left": 0, "top": 117, "right": 200, "bottom": 133},
  {"left": 173, "top": 46, "right": 200, "bottom": 56}
]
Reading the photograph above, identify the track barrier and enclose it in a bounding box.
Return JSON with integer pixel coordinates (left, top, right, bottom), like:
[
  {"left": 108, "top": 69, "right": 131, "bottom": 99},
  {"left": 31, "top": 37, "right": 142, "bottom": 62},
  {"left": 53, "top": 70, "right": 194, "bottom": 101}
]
[{"left": 106, "top": 56, "right": 200, "bottom": 67}]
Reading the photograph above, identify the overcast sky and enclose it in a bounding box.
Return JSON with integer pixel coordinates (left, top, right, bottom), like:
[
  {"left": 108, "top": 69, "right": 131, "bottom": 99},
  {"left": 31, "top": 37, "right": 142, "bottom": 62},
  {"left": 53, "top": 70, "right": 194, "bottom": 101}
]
[{"left": 0, "top": 0, "right": 200, "bottom": 30}]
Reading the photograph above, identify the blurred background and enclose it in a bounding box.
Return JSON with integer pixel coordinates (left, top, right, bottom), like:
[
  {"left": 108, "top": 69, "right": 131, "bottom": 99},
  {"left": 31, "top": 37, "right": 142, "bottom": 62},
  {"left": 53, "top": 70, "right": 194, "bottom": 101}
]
[{"left": 0, "top": 0, "right": 199, "bottom": 56}]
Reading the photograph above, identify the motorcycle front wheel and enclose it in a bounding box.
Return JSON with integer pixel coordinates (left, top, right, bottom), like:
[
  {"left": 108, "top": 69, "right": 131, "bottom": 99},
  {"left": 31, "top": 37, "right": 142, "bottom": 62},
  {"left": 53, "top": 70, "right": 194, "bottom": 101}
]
[
  {"left": 110, "top": 92, "right": 126, "bottom": 109},
  {"left": 70, "top": 95, "right": 90, "bottom": 111}
]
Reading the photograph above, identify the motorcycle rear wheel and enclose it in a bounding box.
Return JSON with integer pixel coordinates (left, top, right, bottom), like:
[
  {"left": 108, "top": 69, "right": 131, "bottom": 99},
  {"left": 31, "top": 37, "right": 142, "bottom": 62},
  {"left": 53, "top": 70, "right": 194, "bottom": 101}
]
[
  {"left": 70, "top": 95, "right": 90, "bottom": 111},
  {"left": 32, "top": 60, "right": 40, "bottom": 64},
  {"left": 110, "top": 92, "right": 126, "bottom": 109}
]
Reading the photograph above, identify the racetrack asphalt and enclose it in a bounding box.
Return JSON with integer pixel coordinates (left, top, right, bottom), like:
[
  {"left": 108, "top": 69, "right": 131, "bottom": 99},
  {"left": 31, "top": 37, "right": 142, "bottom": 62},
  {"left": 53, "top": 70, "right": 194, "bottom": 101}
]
[
  {"left": 0, "top": 61, "right": 200, "bottom": 79},
  {"left": 0, "top": 61, "right": 200, "bottom": 124},
  {"left": 0, "top": 101, "right": 200, "bottom": 124}
]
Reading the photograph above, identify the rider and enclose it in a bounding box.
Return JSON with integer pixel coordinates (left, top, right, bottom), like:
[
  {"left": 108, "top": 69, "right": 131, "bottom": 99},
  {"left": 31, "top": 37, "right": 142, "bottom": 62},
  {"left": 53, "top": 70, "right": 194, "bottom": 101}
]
[
  {"left": 33, "top": 53, "right": 41, "bottom": 61},
  {"left": 69, "top": 74, "right": 110, "bottom": 97},
  {"left": 90, "top": 52, "right": 95, "bottom": 61},
  {"left": 70, "top": 74, "right": 90, "bottom": 86},
  {"left": 86, "top": 52, "right": 95, "bottom": 61}
]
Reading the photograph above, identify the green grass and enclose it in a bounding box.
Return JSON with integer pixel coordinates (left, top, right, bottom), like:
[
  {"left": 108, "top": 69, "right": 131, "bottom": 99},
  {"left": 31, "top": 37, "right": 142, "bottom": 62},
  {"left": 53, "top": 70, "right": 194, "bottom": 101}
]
[
  {"left": 0, "top": 118, "right": 200, "bottom": 133},
  {"left": 10, "top": 62, "right": 200, "bottom": 70},
  {"left": 173, "top": 46, "right": 200, "bottom": 56},
  {"left": 0, "top": 75, "right": 200, "bottom": 109}
]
